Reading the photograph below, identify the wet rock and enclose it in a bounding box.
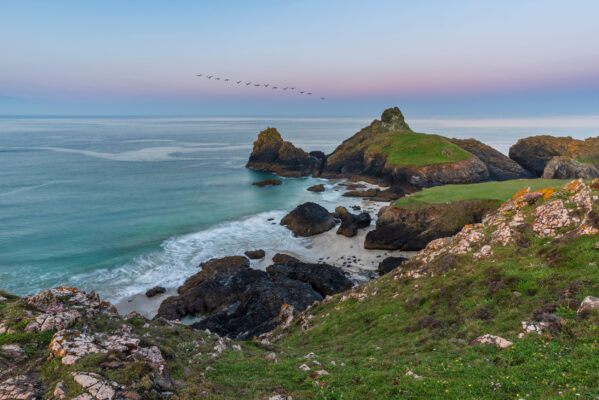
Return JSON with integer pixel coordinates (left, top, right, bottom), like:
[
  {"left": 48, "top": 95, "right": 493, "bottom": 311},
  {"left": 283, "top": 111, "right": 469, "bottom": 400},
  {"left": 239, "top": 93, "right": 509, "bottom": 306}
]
[
  {"left": 280, "top": 202, "right": 336, "bottom": 237},
  {"left": 470, "top": 334, "right": 513, "bottom": 349},
  {"left": 307, "top": 184, "right": 325, "bottom": 192},
  {"left": 377, "top": 256, "right": 409, "bottom": 276},
  {"left": 577, "top": 296, "right": 599, "bottom": 317},
  {"left": 178, "top": 256, "right": 250, "bottom": 295},
  {"left": 244, "top": 249, "right": 266, "bottom": 259},
  {"left": 146, "top": 286, "right": 166, "bottom": 298},
  {"left": 343, "top": 187, "right": 405, "bottom": 201},
  {"left": 252, "top": 178, "right": 283, "bottom": 187}
]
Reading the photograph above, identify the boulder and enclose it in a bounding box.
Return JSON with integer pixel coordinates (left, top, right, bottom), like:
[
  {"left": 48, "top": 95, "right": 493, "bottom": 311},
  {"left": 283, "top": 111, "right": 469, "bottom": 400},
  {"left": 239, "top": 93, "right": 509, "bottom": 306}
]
[
  {"left": 244, "top": 249, "right": 266, "bottom": 259},
  {"left": 252, "top": 179, "right": 282, "bottom": 187},
  {"left": 343, "top": 187, "right": 405, "bottom": 201},
  {"left": 577, "top": 296, "right": 599, "bottom": 317},
  {"left": 307, "top": 184, "right": 325, "bottom": 192},
  {"left": 449, "top": 138, "right": 533, "bottom": 180},
  {"left": 145, "top": 286, "right": 166, "bottom": 298},
  {"left": 332, "top": 206, "right": 371, "bottom": 237},
  {"left": 377, "top": 256, "right": 409, "bottom": 276},
  {"left": 541, "top": 156, "right": 599, "bottom": 179},
  {"left": 470, "top": 334, "right": 513, "bottom": 349},
  {"left": 280, "top": 202, "right": 336, "bottom": 237},
  {"left": 365, "top": 199, "right": 499, "bottom": 250},
  {"left": 266, "top": 256, "right": 353, "bottom": 297},
  {"left": 246, "top": 127, "right": 324, "bottom": 177},
  {"left": 509, "top": 135, "right": 599, "bottom": 176},
  {"left": 178, "top": 256, "right": 250, "bottom": 295}
]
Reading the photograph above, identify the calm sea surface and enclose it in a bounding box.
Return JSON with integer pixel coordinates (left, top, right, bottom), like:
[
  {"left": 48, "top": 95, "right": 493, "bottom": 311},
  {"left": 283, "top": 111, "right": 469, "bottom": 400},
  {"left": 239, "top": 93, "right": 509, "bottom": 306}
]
[{"left": 0, "top": 116, "right": 596, "bottom": 301}]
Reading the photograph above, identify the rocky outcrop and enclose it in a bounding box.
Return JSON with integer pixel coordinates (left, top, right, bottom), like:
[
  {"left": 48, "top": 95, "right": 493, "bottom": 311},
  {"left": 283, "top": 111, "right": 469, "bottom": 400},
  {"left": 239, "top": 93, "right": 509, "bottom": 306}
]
[
  {"left": 509, "top": 135, "right": 599, "bottom": 176},
  {"left": 145, "top": 286, "right": 165, "bottom": 298},
  {"left": 364, "top": 199, "right": 499, "bottom": 250},
  {"left": 246, "top": 127, "right": 324, "bottom": 177},
  {"left": 541, "top": 156, "right": 599, "bottom": 179},
  {"left": 156, "top": 254, "right": 352, "bottom": 339},
  {"left": 307, "top": 184, "right": 325, "bottom": 192},
  {"left": 280, "top": 202, "right": 336, "bottom": 237},
  {"left": 343, "top": 186, "right": 405, "bottom": 201},
  {"left": 449, "top": 138, "right": 533, "bottom": 180},
  {"left": 332, "top": 206, "right": 371, "bottom": 237},
  {"left": 377, "top": 256, "right": 409, "bottom": 276},
  {"left": 266, "top": 254, "right": 353, "bottom": 297},
  {"left": 252, "top": 178, "right": 282, "bottom": 187}
]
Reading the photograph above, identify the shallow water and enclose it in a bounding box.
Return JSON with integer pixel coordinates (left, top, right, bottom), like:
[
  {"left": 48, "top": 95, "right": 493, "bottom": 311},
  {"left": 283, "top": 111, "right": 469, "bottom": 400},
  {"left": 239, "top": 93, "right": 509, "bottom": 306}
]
[{"left": 0, "top": 115, "right": 596, "bottom": 302}]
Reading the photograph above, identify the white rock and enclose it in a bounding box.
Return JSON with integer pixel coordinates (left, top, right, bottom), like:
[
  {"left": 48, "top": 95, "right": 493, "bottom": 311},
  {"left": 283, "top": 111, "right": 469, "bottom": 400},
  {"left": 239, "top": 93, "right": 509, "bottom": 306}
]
[
  {"left": 298, "top": 363, "right": 310, "bottom": 371},
  {"left": 303, "top": 352, "right": 316, "bottom": 359},
  {"left": 577, "top": 296, "right": 599, "bottom": 317},
  {"left": 53, "top": 382, "right": 66, "bottom": 399},
  {"left": 232, "top": 344, "right": 242, "bottom": 351},
  {"left": 406, "top": 370, "right": 423, "bottom": 379},
  {"left": 470, "top": 334, "right": 513, "bottom": 349},
  {"left": 315, "top": 370, "right": 329, "bottom": 376}
]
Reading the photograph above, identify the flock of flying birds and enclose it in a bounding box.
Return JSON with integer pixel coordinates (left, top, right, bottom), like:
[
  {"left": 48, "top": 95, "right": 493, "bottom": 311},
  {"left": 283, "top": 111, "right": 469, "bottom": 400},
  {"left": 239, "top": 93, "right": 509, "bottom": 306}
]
[{"left": 196, "top": 74, "right": 326, "bottom": 100}]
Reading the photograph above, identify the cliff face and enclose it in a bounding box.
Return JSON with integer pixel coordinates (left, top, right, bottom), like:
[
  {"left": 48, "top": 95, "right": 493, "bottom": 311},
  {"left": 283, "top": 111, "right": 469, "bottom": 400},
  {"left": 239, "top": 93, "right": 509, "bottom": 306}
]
[
  {"left": 449, "top": 138, "right": 533, "bottom": 180},
  {"left": 509, "top": 135, "right": 599, "bottom": 176},
  {"left": 246, "top": 127, "right": 325, "bottom": 177}
]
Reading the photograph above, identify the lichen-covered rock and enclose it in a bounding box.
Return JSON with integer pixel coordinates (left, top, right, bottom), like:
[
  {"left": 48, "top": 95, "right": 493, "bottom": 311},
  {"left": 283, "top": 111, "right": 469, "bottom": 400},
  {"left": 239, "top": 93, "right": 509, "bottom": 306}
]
[
  {"left": 0, "top": 375, "right": 44, "bottom": 400},
  {"left": 280, "top": 202, "right": 336, "bottom": 237},
  {"left": 577, "top": 296, "right": 599, "bottom": 317}
]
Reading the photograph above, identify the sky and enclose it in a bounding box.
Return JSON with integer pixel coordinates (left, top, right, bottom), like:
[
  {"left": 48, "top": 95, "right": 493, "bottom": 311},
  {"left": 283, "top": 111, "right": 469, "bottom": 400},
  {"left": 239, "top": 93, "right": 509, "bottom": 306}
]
[{"left": 1, "top": 0, "right": 598, "bottom": 117}]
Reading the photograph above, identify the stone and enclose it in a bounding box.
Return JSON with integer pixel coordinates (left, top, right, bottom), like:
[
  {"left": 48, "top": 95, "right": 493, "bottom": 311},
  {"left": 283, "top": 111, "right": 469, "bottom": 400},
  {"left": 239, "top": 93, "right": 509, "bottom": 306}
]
[
  {"left": 332, "top": 206, "right": 371, "bottom": 237},
  {"left": 307, "top": 184, "right": 325, "bottom": 192},
  {"left": 299, "top": 363, "right": 311, "bottom": 371},
  {"left": 470, "top": 334, "right": 513, "bottom": 349},
  {"left": 244, "top": 249, "right": 266, "bottom": 259},
  {"left": 0, "top": 375, "right": 43, "bottom": 400},
  {"left": 542, "top": 156, "right": 599, "bottom": 179},
  {"left": 0, "top": 344, "right": 24, "bottom": 359},
  {"left": 577, "top": 296, "right": 599, "bottom": 317},
  {"left": 145, "top": 286, "right": 166, "bottom": 298},
  {"left": 280, "top": 202, "right": 336, "bottom": 237},
  {"left": 377, "top": 256, "right": 408, "bottom": 276},
  {"left": 53, "top": 382, "right": 67, "bottom": 400}
]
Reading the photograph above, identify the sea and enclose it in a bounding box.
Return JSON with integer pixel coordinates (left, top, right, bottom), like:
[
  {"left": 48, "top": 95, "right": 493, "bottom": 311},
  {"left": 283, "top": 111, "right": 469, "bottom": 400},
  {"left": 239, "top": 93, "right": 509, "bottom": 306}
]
[{"left": 1, "top": 115, "right": 597, "bottom": 303}]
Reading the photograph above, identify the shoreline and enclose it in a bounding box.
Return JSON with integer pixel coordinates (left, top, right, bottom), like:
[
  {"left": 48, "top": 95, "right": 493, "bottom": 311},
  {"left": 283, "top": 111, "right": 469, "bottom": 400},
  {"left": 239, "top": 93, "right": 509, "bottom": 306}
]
[{"left": 115, "top": 180, "right": 414, "bottom": 319}]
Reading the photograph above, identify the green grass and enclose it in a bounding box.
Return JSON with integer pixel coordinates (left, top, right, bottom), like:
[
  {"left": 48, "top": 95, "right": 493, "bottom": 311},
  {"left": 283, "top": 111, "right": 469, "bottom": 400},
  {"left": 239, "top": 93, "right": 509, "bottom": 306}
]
[
  {"left": 394, "top": 178, "right": 571, "bottom": 208},
  {"left": 369, "top": 131, "right": 472, "bottom": 167},
  {"left": 577, "top": 158, "right": 599, "bottom": 165}
]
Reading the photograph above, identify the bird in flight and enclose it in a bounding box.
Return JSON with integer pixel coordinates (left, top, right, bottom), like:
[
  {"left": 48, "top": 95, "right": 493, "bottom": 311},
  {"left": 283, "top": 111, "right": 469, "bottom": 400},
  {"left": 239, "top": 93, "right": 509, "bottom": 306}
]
[
  {"left": 307, "top": 92, "right": 312, "bottom": 95},
  {"left": 236, "top": 81, "right": 242, "bottom": 84},
  {"left": 283, "top": 87, "right": 288, "bottom": 90},
  {"left": 246, "top": 82, "right": 251, "bottom": 85},
  {"left": 299, "top": 91, "right": 305, "bottom": 94},
  {"left": 224, "top": 78, "right": 230, "bottom": 82},
  {"left": 272, "top": 86, "right": 278, "bottom": 90},
  {"left": 215, "top": 77, "right": 220, "bottom": 80},
  {"left": 197, "top": 74, "right": 202, "bottom": 77},
  {"left": 207, "top": 75, "right": 213, "bottom": 79},
  {"left": 264, "top": 84, "right": 269, "bottom": 87},
  {"left": 321, "top": 97, "right": 325, "bottom": 100}
]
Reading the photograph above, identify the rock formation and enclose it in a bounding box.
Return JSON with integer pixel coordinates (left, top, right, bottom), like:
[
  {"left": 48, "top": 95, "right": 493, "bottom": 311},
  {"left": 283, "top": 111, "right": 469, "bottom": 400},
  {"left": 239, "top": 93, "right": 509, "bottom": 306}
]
[
  {"left": 252, "top": 178, "right": 282, "bottom": 187},
  {"left": 246, "top": 127, "right": 325, "bottom": 177},
  {"left": 280, "top": 202, "right": 336, "bottom": 237},
  {"left": 332, "top": 206, "right": 371, "bottom": 237},
  {"left": 509, "top": 135, "right": 599, "bottom": 176},
  {"left": 541, "top": 156, "right": 599, "bottom": 179}
]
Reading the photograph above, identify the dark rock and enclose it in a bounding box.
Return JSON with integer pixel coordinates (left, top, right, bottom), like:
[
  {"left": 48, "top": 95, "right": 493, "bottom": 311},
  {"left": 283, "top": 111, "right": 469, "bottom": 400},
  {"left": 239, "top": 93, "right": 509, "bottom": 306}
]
[
  {"left": 272, "top": 253, "right": 299, "bottom": 264},
  {"left": 449, "top": 138, "right": 533, "bottom": 180},
  {"left": 377, "top": 256, "right": 409, "bottom": 276},
  {"left": 365, "top": 199, "right": 499, "bottom": 250},
  {"left": 280, "top": 202, "right": 336, "bottom": 237},
  {"left": 178, "top": 256, "right": 250, "bottom": 295},
  {"left": 266, "top": 257, "right": 353, "bottom": 297},
  {"left": 541, "top": 156, "right": 599, "bottom": 179},
  {"left": 332, "top": 206, "right": 371, "bottom": 237},
  {"left": 145, "top": 286, "right": 166, "bottom": 298},
  {"left": 244, "top": 249, "right": 266, "bottom": 259},
  {"left": 246, "top": 127, "right": 323, "bottom": 177},
  {"left": 509, "top": 135, "right": 599, "bottom": 176},
  {"left": 252, "top": 179, "right": 282, "bottom": 187},
  {"left": 307, "top": 184, "right": 325, "bottom": 192}
]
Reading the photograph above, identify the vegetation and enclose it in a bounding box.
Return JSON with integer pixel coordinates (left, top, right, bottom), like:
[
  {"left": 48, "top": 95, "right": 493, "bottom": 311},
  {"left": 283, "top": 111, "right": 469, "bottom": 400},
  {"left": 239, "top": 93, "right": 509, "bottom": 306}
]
[
  {"left": 394, "top": 178, "right": 571, "bottom": 208},
  {"left": 370, "top": 131, "right": 472, "bottom": 167}
]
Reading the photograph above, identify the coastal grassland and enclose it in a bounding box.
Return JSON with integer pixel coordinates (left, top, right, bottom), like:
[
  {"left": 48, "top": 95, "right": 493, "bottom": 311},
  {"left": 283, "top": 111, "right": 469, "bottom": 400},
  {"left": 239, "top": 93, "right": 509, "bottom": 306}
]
[
  {"left": 369, "top": 131, "right": 472, "bottom": 167},
  {"left": 394, "top": 178, "right": 571, "bottom": 208},
  {"left": 577, "top": 158, "right": 599, "bottom": 165},
  {"left": 190, "top": 235, "right": 599, "bottom": 399}
]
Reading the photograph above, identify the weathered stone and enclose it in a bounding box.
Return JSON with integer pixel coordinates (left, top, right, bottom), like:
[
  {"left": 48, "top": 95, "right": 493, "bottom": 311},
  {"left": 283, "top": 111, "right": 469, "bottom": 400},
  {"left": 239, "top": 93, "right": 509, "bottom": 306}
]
[
  {"left": 280, "top": 202, "right": 336, "bottom": 237},
  {"left": 377, "top": 256, "right": 409, "bottom": 276},
  {"left": 244, "top": 249, "right": 265, "bottom": 259},
  {"left": 577, "top": 296, "right": 599, "bottom": 317},
  {"left": 307, "top": 184, "right": 325, "bottom": 192},
  {"left": 146, "top": 286, "right": 166, "bottom": 298},
  {"left": 470, "top": 334, "right": 513, "bottom": 349}
]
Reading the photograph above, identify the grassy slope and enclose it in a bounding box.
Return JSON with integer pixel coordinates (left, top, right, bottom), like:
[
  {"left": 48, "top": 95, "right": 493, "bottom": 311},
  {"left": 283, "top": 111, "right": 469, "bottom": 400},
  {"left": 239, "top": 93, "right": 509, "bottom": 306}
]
[
  {"left": 370, "top": 131, "right": 472, "bottom": 167},
  {"left": 394, "top": 179, "right": 571, "bottom": 208}
]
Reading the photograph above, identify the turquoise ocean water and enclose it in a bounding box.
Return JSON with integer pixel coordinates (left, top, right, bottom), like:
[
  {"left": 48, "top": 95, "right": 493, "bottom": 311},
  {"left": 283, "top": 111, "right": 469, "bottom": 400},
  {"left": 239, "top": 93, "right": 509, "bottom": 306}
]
[{"left": 0, "top": 116, "right": 596, "bottom": 302}]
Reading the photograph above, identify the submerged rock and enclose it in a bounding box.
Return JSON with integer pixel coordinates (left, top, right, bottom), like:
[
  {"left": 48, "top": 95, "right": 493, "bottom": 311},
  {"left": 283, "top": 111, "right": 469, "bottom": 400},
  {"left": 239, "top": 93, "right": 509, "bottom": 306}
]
[
  {"left": 245, "top": 249, "right": 266, "bottom": 259},
  {"left": 280, "top": 202, "right": 336, "bottom": 237},
  {"left": 307, "top": 184, "right": 325, "bottom": 192},
  {"left": 252, "top": 178, "right": 283, "bottom": 187}
]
